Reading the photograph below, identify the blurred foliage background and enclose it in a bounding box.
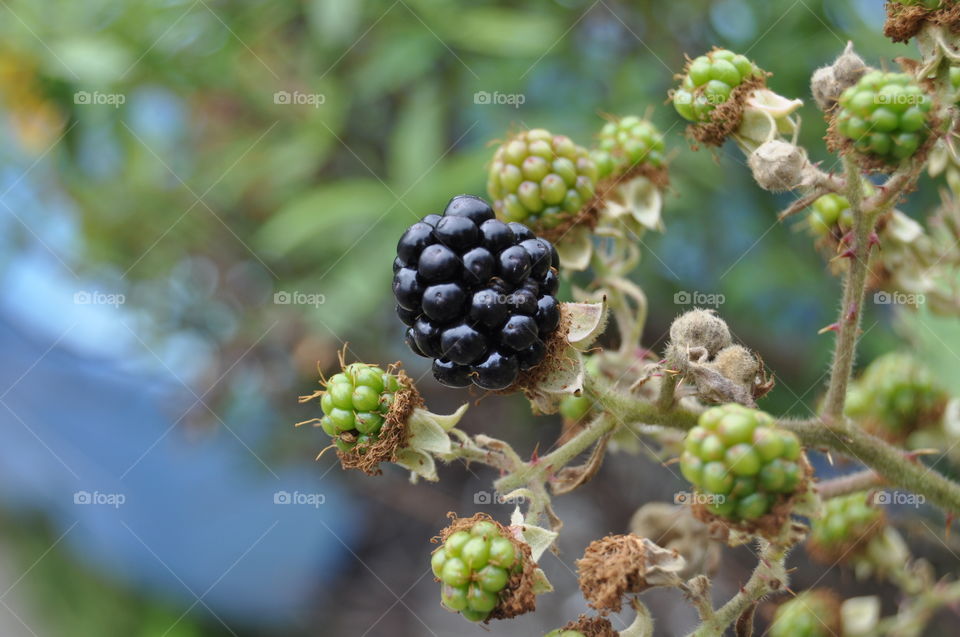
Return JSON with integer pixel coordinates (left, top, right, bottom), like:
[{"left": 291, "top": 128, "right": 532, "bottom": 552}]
[{"left": 0, "top": 0, "right": 957, "bottom": 635}]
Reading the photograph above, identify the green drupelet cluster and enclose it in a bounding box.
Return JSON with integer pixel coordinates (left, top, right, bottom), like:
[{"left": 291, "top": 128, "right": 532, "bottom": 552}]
[
  {"left": 808, "top": 491, "right": 884, "bottom": 562},
  {"left": 769, "top": 590, "right": 842, "bottom": 637},
  {"left": 680, "top": 404, "right": 805, "bottom": 521},
  {"left": 591, "top": 116, "right": 666, "bottom": 180},
  {"left": 673, "top": 49, "right": 763, "bottom": 123},
  {"left": 835, "top": 71, "right": 932, "bottom": 163},
  {"left": 431, "top": 520, "right": 522, "bottom": 623},
  {"left": 487, "top": 128, "right": 598, "bottom": 228},
  {"left": 317, "top": 363, "right": 402, "bottom": 453}
]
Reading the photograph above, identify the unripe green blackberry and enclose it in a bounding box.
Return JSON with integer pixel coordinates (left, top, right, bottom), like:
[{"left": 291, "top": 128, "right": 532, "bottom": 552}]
[
  {"left": 559, "top": 395, "right": 592, "bottom": 423},
  {"left": 432, "top": 519, "right": 523, "bottom": 623},
  {"left": 673, "top": 49, "right": 763, "bottom": 122},
  {"left": 807, "top": 181, "right": 876, "bottom": 236},
  {"left": 316, "top": 363, "right": 401, "bottom": 453},
  {"left": 809, "top": 193, "right": 855, "bottom": 236},
  {"left": 808, "top": 492, "right": 884, "bottom": 564},
  {"left": 595, "top": 116, "right": 666, "bottom": 179},
  {"left": 845, "top": 352, "right": 949, "bottom": 443},
  {"left": 835, "top": 71, "right": 932, "bottom": 163},
  {"left": 487, "top": 128, "right": 598, "bottom": 228},
  {"left": 680, "top": 404, "right": 806, "bottom": 522},
  {"left": 770, "top": 590, "right": 842, "bottom": 637}
]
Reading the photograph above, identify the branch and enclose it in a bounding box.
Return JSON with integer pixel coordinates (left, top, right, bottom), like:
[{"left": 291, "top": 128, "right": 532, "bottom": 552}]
[
  {"left": 816, "top": 467, "right": 886, "bottom": 499},
  {"left": 689, "top": 539, "right": 791, "bottom": 637},
  {"left": 821, "top": 156, "right": 874, "bottom": 421},
  {"left": 782, "top": 417, "right": 960, "bottom": 515},
  {"left": 493, "top": 412, "right": 618, "bottom": 494}
]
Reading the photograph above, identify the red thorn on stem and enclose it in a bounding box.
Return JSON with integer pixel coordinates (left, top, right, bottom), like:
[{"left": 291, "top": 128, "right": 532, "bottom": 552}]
[
  {"left": 837, "top": 248, "right": 856, "bottom": 259},
  {"left": 846, "top": 303, "right": 858, "bottom": 322},
  {"left": 839, "top": 231, "right": 854, "bottom": 246},
  {"left": 818, "top": 322, "right": 839, "bottom": 335},
  {"left": 868, "top": 232, "right": 881, "bottom": 250}
]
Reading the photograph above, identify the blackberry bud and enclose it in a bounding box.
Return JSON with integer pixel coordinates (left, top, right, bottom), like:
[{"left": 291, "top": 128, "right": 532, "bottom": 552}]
[
  {"left": 668, "top": 308, "right": 732, "bottom": 359},
  {"left": 748, "top": 140, "right": 809, "bottom": 192}
]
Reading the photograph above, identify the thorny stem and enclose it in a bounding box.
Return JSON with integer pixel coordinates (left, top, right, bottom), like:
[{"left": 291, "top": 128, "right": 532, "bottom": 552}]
[
  {"left": 781, "top": 418, "right": 960, "bottom": 516},
  {"left": 587, "top": 380, "right": 960, "bottom": 515},
  {"left": 821, "top": 155, "right": 875, "bottom": 422},
  {"left": 689, "top": 539, "right": 792, "bottom": 637}
]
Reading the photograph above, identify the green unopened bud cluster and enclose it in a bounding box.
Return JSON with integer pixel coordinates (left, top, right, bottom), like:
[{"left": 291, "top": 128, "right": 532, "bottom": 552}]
[
  {"left": 808, "top": 182, "right": 874, "bottom": 236},
  {"left": 488, "top": 128, "right": 598, "bottom": 227},
  {"left": 592, "top": 116, "right": 666, "bottom": 179},
  {"left": 845, "top": 352, "right": 948, "bottom": 442},
  {"left": 836, "top": 71, "right": 932, "bottom": 163},
  {"left": 318, "top": 363, "right": 401, "bottom": 452},
  {"left": 432, "top": 520, "right": 521, "bottom": 623},
  {"left": 770, "top": 589, "right": 842, "bottom": 637},
  {"left": 673, "top": 49, "right": 762, "bottom": 122},
  {"left": 680, "top": 404, "right": 805, "bottom": 521},
  {"left": 808, "top": 492, "right": 883, "bottom": 561}
]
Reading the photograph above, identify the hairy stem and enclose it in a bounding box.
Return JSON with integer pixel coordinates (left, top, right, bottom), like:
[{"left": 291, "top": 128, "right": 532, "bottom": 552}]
[
  {"left": 821, "top": 156, "right": 873, "bottom": 421},
  {"left": 493, "top": 412, "right": 618, "bottom": 494},
  {"left": 816, "top": 467, "right": 886, "bottom": 499},
  {"left": 782, "top": 418, "right": 960, "bottom": 515},
  {"left": 690, "top": 540, "right": 790, "bottom": 637}
]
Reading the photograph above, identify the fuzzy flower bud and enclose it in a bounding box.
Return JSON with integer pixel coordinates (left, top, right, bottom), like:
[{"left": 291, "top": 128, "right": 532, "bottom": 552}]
[
  {"left": 668, "top": 308, "right": 732, "bottom": 360},
  {"left": 811, "top": 42, "right": 868, "bottom": 111},
  {"left": 748, "top": 140, "right": 809, "bottom": 192}
]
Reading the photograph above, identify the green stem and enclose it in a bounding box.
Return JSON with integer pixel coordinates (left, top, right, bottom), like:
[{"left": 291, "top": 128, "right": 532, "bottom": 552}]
[
  {"left": 781, "top": 418, "right": 960, "bottom": 515},
  {"left": 690, "top": 540, "right": 790, "bottom": 637},
  {"left": 494, "top": 412, "right": 617, "bottom": 494},
  {"left": 821, "top": 156, "right": 873, "bottom": 422}
]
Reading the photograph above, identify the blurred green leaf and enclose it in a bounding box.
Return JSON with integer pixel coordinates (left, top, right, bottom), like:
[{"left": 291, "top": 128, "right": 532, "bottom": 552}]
[
  {"left": 389, "top": 80, "right": 444, "bottom": 191},
  {"left": 255, "top": 179, "right": 396, "bottom": 256},
  {"left": 438, "top": 8, "right": 564, "bottom": 57}
]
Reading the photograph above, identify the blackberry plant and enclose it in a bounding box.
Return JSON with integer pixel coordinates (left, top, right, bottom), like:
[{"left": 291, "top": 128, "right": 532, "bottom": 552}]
[{"left": 297, "top": 5, "right": 960, "bottom": 635}]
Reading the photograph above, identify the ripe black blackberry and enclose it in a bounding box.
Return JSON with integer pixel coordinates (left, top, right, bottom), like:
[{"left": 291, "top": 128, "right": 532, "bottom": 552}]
[{"left": 393, "top": 194, "right": 561, "bottom": 390}]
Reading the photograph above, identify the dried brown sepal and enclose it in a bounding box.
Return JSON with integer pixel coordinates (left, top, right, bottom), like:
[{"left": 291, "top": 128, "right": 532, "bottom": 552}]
[
  {"left": 432, "top": 512, "right": 537, "bottom": 622},
  {"left": 884, "top": 1, "right": 960, "bottom": 43},
  {"left": 336, "top": 366, "right": 423, "bottom": 476},
  {"left": 576, "top": 534, "right": 684, "bottom": 613},
  {"left": 686, "top": 74, "right": 768, "bottom": 147},
  {"left": 600, "top": 160, "right": 671, "bottom": 192},
  {"left": 559, "top": 614, "right": 617, "bottom": 637},
  {"left": 692, "top": 455, "right": 814, "bottom": 542},
  {"left": 534, "top": 201, "right": 601, "bottom": 245}
]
